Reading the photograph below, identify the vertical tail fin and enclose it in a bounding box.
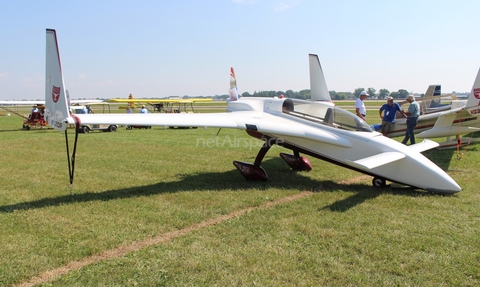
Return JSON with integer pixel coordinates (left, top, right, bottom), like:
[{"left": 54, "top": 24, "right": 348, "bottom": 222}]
[
  {"left": 422, "top": 84, "right": 442, "bottom": 108},
  {"left": 423, "top": 84, "right": 441, "bottom": 98},
  {"left": 45, "top": 29, "right": 72, "bottom": 131},
  {"left": 229, "top": 67, "right": 239, "bottom": 101},
  {"left": 465, "top": 68, "right": 480, "bottom": 112},
  {"left": 309, "top": 54, "right": 331, "bottom": 102}
]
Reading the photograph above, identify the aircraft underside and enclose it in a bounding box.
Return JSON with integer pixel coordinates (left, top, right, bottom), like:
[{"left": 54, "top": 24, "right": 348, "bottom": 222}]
[{"left": 232, "top": 131, "right": 416, "bottom": 190}]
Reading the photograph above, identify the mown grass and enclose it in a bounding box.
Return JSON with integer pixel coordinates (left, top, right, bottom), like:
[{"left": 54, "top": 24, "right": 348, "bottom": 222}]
[{"left": 0, "top": 108, "right": 479, "bottom": 286}]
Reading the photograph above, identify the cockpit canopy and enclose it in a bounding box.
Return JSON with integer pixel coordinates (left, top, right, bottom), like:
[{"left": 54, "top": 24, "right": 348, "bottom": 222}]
[{"left": 282, "top": 99, "right": 372, "bottom": 132}]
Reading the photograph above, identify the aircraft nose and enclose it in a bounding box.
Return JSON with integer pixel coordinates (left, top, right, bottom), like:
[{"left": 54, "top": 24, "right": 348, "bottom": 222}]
[{"left": 424, "top": 176, "right": 461, "bottom": 194}]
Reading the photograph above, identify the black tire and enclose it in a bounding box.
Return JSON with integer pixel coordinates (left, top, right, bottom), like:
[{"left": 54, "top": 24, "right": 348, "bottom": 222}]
[
  {"left": 372, "top": 177, "right": 386, "bottom": 188},
  {"left": 108, "top": 125, "right": 117, "bottom": 132},
  {"left": 82, "top": 126, "right": 89, "bottom": 133}
]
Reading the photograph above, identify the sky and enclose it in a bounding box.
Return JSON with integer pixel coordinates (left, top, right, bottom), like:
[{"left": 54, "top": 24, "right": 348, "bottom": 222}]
[{"left": 0, "top": 0, "right": 479, "bottom": 100}]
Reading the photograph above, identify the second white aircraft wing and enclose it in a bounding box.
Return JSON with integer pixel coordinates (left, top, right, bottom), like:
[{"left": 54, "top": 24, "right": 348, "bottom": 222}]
[{"left": 417, "top": 107, "right": 480, "bottom": 138}]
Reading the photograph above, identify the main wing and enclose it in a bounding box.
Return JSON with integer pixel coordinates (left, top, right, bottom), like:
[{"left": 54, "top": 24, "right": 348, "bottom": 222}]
[{"left": 73, "top": 111, "right": 353, "bottom": 148}]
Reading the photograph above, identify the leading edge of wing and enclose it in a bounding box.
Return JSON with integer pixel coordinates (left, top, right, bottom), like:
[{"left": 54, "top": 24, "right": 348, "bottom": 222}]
[
  {"left": 72, "top": 112, "right": 353, "bottom": 148},
  {"left": 73, "top": 112, "right": 240, "bottom": 129}
]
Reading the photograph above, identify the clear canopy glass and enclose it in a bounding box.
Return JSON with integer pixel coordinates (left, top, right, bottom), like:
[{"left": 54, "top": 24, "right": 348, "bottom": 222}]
[{"left": 282, "top": 99, "right": 372, "bottom": 132}]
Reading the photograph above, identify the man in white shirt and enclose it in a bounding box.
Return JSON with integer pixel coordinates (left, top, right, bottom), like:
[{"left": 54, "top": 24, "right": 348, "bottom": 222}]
[{"left": 355, "top": 91, "right": 367, "bottom": 121}]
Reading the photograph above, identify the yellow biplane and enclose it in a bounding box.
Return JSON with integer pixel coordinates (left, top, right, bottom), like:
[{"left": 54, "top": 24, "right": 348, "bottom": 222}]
[{"left": 107, "top": 94, "right": 213, "bottom": 113}]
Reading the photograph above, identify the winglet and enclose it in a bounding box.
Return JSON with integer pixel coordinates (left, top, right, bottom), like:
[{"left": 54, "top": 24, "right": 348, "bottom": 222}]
[
  {"left": 44, "top": 29, "right": 74, "bottom": 131},
  {"left": 309, "top": 54, "right": 332, "bottom": 102},
  {"left": 229, "top": 67, "right": 239, "bottom": 101}
]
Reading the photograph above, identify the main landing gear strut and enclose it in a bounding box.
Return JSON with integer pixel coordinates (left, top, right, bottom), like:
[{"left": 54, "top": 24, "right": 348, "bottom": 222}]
[{"left": 233, "top": 140, "right": 312, "bottom": 181}]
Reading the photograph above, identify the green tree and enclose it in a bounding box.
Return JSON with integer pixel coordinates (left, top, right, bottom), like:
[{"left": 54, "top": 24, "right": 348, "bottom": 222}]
[
  {"left": 298, "top": 89, "right": 310, "bottom": 100},
  {"left": 285, "top": 90, "right": 296, "bottom": 98},
  {"left": 329, "top": 91, "right": 337, "bottom": 100},
  {"left": 367, "top": 87, "right": 376, "bottom": 98},
  {"left": 397, "top": 89, "right": 409, "bottom": 99},
  {"left": 378, "top": 89, "right": 390, "bottom": 99},
  {"left": 354, "top": 88, "right": 365, "bottom": 98}
]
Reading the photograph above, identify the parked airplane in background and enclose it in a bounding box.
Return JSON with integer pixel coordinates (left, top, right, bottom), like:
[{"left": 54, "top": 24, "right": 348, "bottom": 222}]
[
  {"left": 0, "top": 98, "right": 103, "bottom": 107},
  {"left": 44, "top": 29, "right": 461, "bottom": 194},
  {"left": 387, "top": 70, "right": 480, "bottom": 139},
  {"left": 107, "top": 94, "right": 213, "bottom": 113},
  {"left": 0, "top": 94, "right": 103, "bottom": 130},
  {"left": 308, "top": 54, "right": 480, "bottom": 141}
]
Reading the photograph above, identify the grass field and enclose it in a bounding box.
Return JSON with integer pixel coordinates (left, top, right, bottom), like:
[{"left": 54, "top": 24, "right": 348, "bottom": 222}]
[{"left": 0, "top": 105, "right": 479, "bottom": 286}]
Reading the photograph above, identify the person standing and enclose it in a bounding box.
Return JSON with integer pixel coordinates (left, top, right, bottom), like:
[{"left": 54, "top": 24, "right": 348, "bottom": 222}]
[
  {"left": 401, "top": 95, "right": 420, "bottom": 145},
  {"left": 355, "top": 91, "right": 368, "bottom": 121},
  {"left": 379, "top": 97, "right": 402, "bottom": 136}
]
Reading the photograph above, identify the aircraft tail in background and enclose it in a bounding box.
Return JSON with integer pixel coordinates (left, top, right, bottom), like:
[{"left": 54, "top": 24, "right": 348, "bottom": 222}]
[
  {"left": 424, "top": 84, "right": 441, "bottom": 98},
  {"left": 465, "top": 68, "right": 480, "bottom": 114},
  {"left": 309, "top": 54, "right": 332, "bottom": 102},
  {"left": 44, "top": 29, "right": 74, "bottom": 131}
]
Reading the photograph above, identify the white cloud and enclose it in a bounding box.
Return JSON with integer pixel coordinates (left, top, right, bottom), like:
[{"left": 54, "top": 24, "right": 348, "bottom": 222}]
[
  {"left": 274, "top": 0, "right": 300, "bottom": 12},
  {"left": 232, "top": 0, "right": 257, "bottom": 3},
  {"left": 0, "top": 72, "right": 8, "bottom": 81}
]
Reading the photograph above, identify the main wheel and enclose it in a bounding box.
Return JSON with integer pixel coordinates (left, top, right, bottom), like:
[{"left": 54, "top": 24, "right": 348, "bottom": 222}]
[
  {"left": 372, "top": 177, "right": 386, "bottom": 188},
  {"left": 108, "top": 125, "right": 117, "bottom": 132}
]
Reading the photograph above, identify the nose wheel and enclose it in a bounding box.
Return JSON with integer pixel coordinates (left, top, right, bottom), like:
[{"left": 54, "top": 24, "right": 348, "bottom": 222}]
[{"left": 372, "top": 177, "right": 386, "bottom": 188}]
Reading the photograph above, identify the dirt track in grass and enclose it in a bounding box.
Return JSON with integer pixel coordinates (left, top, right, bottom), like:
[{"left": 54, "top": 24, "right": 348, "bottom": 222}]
[{"left": 16, "top": 191, "right": 317, "bottom": 287}]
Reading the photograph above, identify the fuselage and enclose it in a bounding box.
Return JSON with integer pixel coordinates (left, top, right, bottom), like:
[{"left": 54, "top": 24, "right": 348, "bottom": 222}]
[{"left": 228, "top": 97, "right": 461, "bottom": 193}]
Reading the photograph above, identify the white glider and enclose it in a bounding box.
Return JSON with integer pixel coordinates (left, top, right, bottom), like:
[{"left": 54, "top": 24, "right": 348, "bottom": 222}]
[{"left": 44, "top": 29, "right": 461, "bottom": 194}]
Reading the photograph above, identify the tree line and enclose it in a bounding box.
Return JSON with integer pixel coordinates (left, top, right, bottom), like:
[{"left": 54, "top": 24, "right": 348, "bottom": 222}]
[{"left": 206, "top": 87, "right": 415, "bottom": 101}]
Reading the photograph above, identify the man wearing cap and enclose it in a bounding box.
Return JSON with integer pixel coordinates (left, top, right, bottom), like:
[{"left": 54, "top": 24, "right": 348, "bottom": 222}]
[
  {"left": 355, "top": 91, "right": 368, "bottom": 121},
  {"left": 139, "top": 105, "right": 148, "bottom": 114},
  {"left": 379, "top": 96, "right": 403, "bottom": 136},
  {"left": 401, "top": 95, "right": 420, "bottom": 145}
]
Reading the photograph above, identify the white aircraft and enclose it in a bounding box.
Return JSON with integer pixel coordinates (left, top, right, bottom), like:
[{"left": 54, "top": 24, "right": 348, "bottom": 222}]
[{"left": 44, "top": 29, "right": 461, "bottom": 194}]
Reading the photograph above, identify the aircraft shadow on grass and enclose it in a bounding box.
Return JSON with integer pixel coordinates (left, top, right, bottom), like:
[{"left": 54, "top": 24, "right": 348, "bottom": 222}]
[
  {"left": 422, "top": 131, "right": 480, "bottom": 172},
  {"left": 0, "top": 157, "right": 454, "bottom": 214}
]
